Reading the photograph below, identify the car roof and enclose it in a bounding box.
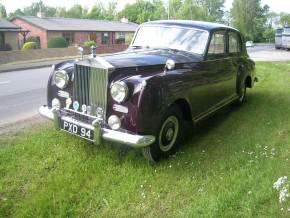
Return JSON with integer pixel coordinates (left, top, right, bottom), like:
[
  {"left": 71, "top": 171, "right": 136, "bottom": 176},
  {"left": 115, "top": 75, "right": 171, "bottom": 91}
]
[{"left": 142, "top": 20, "right": 238, "bottom": 32}]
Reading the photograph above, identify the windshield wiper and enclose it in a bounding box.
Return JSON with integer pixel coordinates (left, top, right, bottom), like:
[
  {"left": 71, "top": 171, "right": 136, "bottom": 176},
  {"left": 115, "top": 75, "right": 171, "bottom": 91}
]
[
  {"left": 131, "top": 45, "right": 151, "bottom": 49},
  {"left": 153, "top": 47, "right": 199, "bottom": 55}
]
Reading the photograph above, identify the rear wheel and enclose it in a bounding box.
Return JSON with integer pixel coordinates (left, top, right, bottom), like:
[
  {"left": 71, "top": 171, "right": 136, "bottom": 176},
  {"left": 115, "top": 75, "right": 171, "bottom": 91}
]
[{"left": 142, "top": 105, "right": 183, "bottom": 162}]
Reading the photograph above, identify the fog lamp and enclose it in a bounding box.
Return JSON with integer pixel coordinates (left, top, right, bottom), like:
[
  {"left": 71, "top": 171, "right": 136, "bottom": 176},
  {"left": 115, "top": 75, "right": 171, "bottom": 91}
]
[
  {"left": 52, "top": 98, "right": 61, "bottom": 109},
  {"left": 108, "top": 115, "right": 121, "bottom": 130}
]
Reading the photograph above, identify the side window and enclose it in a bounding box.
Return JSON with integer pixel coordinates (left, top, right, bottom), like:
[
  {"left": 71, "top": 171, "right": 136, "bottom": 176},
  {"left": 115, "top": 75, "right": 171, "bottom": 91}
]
[
  {"left": 229, "top": 32, "right": 241, "bottom": 53},
  {"left": 102, "top": 33, "right": 109, "bottom": 45},
  {"left": 208, "top": 32, "right": 225, "bottom": 55}
]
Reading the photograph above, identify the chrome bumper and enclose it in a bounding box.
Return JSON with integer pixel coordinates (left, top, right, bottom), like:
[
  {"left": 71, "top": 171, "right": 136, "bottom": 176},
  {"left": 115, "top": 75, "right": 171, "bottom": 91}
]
[{"left": 39, "top": 105, "right": 155, "bottom": 148}]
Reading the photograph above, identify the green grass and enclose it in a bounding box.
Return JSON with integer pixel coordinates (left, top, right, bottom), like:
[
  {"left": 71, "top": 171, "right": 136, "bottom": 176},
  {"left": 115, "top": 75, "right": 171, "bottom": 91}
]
[{"left": 1, "top": 62, "right": 290, "bottom": 217}]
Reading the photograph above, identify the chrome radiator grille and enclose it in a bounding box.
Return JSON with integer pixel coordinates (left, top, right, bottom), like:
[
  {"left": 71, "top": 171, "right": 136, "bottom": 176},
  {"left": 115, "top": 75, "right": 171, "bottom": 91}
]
[{"left": 73, "top": 64, "right": 108, "bottom": 120}]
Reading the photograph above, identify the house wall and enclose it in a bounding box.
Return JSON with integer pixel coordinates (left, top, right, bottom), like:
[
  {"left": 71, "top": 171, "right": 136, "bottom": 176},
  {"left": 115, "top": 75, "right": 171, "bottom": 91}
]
[
  {"left": 75, "top": 32, "right": 89, "bottom": 45},
  {"left": 11, "top": 18, "right": 136, "bottom": 49},
  {"left": 12, "top": 18, "right": 47, "bottom": 48},
  {"left": 46, "top": 31, "right": 62, "bottom": 47},
  {"left": 4, "top": 32, "right": 19, "bottom": 50}
]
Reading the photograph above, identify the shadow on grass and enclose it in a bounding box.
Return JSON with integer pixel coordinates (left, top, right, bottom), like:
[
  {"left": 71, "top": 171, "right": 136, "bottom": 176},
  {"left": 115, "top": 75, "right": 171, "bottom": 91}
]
[{"left": 67, "top": 91, "right": 267, "bottom": 165}]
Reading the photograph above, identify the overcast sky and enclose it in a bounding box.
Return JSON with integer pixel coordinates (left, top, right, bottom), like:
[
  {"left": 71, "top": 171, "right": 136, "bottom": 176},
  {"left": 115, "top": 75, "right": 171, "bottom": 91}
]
[{"left": 0, "top": 0, "right": 289, "bottom": 14}]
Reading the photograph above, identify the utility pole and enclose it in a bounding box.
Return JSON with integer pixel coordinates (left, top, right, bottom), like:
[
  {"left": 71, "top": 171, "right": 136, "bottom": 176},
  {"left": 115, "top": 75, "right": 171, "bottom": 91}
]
[{"left": 167, "top": 0, "right": 170, "bottom": 20}]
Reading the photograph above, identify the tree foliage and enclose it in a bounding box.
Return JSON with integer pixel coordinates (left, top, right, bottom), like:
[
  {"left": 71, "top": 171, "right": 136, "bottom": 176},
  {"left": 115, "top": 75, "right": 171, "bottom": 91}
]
[
  {"left": 118, "top": 0, "right": 166, "bottom": 24},
  {"left": 279, "top": 13, "right": 290, "bottom": 27},
  {"left": 0, "top": 3, "right": 7, "bottom": 18},
  {"left": 4, "top": 0, "right": 290, "bottom": 43},
  {"left": 231, "top": 0, "right": 269, "bottom": 42}
]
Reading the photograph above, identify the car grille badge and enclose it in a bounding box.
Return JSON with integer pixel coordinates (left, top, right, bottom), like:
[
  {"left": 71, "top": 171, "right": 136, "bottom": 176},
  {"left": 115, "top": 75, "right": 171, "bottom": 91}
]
[{"left": 73, "top": 101, "right": 79, "bottom": 111}]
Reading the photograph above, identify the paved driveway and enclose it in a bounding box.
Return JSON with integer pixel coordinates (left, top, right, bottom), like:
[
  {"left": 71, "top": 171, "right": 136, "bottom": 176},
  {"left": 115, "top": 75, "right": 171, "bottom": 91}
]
[
  {"left": 0, "top": 67, "right": 51, "bottom": 131},
  {"left": 247, "top": 45, "right": 290, "bottom": 61}
]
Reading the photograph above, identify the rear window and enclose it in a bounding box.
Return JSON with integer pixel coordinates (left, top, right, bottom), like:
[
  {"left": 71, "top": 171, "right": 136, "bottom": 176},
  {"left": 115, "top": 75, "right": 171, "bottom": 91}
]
[
  {"left": 228, "top": 32, "right": 241, "bottom": 53},
  {"left": 208, "top": 32, "right": 225, "bottom": 54}
]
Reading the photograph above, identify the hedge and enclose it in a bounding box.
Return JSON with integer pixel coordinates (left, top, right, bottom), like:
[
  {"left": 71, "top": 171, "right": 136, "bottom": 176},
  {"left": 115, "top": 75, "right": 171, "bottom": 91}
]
[
  {"left": 26, "top": 36, "right": 41, "bottom": 48},
  {"left": 83, "top": 40, "right": 97, "bottom": 47},
  {"left": 22, "top": 42, "right": 38, "bottom": 50},
  {"left": 48, "top": 37, "right": 68, "bottom": 48}
]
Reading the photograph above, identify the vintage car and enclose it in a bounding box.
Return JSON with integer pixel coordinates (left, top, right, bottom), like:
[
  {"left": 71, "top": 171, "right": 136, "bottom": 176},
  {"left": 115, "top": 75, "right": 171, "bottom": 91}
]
[{"left": 39, "top": 20, "right": 256, "bottom": 161}]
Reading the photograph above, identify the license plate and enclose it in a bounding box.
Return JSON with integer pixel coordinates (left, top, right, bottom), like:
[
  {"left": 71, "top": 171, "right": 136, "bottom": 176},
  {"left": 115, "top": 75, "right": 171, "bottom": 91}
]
[{"left": 61, "top": 120, "right": 94, "bottom": 141}]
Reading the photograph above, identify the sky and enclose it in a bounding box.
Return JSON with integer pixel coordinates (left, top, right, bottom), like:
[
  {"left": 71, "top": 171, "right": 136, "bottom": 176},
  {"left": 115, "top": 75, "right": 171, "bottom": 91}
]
[{"left": 0, "top": 0, "right": 289, "bottom": 14}]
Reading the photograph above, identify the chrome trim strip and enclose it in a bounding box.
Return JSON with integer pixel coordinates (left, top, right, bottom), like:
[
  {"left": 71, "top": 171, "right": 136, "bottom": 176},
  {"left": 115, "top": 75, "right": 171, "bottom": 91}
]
[
  {"left": 193, "top": 94, "right": 239, "bottom": 123},
  {"left": 39, "top": 105, "right": 155, "bottom": 148},
  {"left": 61, "top": 129, "right": 95, "bottom": 142},
  {"left": 63, "top": 108, "right": 99, "bottom": 120}
]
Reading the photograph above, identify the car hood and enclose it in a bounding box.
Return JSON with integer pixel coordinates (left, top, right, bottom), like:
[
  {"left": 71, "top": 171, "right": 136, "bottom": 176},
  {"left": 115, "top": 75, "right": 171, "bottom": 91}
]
[{"left": 103, "top": 49, "right": 202, "bottom": 69}]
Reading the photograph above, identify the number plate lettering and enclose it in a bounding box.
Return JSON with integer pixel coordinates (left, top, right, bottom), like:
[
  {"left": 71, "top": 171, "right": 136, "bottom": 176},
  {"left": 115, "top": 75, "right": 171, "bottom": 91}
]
[{"left": 61, "top": 120, "right": 94, "bottom": 141}]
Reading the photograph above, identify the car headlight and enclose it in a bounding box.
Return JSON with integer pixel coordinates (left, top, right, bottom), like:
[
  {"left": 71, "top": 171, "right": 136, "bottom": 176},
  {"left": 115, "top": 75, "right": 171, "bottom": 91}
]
[
  {"left": 108, "top": 115, "right": 121, "bottom": 130},
  {"left": 110, "top": 81, "right": 128, "bottom": 103},
  {"left": 54, "top": 70, "right": 69, "bottom": 89}
]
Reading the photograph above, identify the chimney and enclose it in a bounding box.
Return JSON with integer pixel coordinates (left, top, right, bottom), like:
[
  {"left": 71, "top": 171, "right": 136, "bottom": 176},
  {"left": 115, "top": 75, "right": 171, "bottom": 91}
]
[
  {"left": 37, "top": 5, "right": 45, "bottom": 18},
  {"left": 121, "top": 17, "right": 129, "bottom": 24},
  {"left": 37, "top": 11, "right": 46, "bottom": 18}
]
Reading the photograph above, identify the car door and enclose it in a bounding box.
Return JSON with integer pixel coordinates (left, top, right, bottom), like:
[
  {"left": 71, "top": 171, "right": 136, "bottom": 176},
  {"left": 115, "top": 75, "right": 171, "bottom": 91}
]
[
  {"left": 199, "top": 30, "right": 236, "bottom": 113},
  {"left": 227, "top": 30, "right": 243, "bottom": 95}
]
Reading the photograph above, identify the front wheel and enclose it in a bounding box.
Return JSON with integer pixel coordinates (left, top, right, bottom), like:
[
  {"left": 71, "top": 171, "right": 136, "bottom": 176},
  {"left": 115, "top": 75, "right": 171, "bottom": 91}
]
[{"left": 142, "top": 105, "right": 183, "bottom": 162}]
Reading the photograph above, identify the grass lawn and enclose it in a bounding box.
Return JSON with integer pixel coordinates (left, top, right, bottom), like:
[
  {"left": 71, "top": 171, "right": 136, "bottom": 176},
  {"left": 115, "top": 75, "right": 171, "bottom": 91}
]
[{"left": 1, "top": 62, "right": 290, "bottom": 217}]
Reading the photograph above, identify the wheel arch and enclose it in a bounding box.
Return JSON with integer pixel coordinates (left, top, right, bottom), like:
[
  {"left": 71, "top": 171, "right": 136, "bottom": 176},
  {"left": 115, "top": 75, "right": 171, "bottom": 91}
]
[
  {"left": 172, "top": 98, "right": 192, "bottom": 122},
  {"left": 245, "top": 75, "right": 252, "bottom": 88}
]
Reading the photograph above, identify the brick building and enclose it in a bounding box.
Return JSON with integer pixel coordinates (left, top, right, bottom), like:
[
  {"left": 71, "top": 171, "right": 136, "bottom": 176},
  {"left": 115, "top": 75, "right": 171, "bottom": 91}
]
[
  {"left": 0, "top": 19, "right": 21, "bottom": 50},
  {"left": 11, "top": 15, "right": 138, "bottom": 49}
]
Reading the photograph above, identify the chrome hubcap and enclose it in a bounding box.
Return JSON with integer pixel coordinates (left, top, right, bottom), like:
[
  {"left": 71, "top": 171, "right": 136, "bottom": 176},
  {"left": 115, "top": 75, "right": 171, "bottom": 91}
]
[
  {"left": 159, "top": 116, "right": 179, "bottom": 152},
  {"left": 166, "top": 128, "right": 174, "bottom": 141}
]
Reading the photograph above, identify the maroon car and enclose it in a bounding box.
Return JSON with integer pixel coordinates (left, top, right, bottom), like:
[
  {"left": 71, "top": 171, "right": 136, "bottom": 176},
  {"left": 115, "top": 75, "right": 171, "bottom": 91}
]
[{"left": 39, "top": 20, "right": 256, "bottom": 161}]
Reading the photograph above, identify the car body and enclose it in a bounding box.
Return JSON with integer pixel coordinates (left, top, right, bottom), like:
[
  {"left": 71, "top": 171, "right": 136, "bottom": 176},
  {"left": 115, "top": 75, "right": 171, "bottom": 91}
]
[
  {"left": 39, "top": 20, "right": 256, "bottom": 161},
  {"left": 275, "top": 28, "right": 283, "bottom": 49},
  {"left": 282, "top": 26, "right": 290, "bottom": 50},
  {"left": 245, "top": 41, "right": 254, "bottom": 47}
]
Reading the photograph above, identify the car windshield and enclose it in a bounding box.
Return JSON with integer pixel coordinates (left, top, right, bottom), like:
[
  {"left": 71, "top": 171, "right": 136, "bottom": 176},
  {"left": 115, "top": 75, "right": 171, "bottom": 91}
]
[
  {"left": 132, "top": 25, "right": 209, "bottom": 55},
  {"left": 284, "top": 28, "right": 290, "bottom": 33}
]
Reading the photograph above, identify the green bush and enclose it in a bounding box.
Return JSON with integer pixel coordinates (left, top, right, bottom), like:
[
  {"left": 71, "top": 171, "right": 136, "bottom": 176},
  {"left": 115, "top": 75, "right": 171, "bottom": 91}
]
[
  {"left": 83, "top": 40, "right": 97, "bottom": 47},
  {"left": 48, "top": 37, "right": 68, "bottom": 48},
  {"left": 22, "top": 42, "right": 38, "bottom": 50},
  {"left": 26, "top": 36, "right": 41, "bottom": 48}
]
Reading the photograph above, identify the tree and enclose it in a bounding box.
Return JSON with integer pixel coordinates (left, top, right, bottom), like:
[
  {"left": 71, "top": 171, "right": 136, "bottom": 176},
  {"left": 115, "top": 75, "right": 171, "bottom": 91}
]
[
  {"left": 177, "top": 0, "right": 206, "bottom": 20},
  {"left": 55, "top": 7, "right": 67, "bottom": 18},
  {"left": 86, "top": 2, "right": 106, "bottom": 19},
  {"left": 279, "top": 13, "right": 290, "bottom": 27},
  {"left": 262, "top": 27, "right": 275, "bottom": 42},
  {"left": 118, "top": 0, "right": 166, "bottom": 24},
  {"left": 66, "top": 4, "right": 87, "bottom": 18},
  {"left": 199, "top": 0, "right": 225, "bottom": 22},
  {"left": 22, "top": 1, "right": 56, "bottom": 17},
  {"left": 9, "top": 1, "right": 57, "bottom": 18},
  {"left": 8, "top": 9, "right": 24, "bottom": 18},
  {"left": 105, "top": 1, "right": 118, "bottom": 20},
  {"left": 231, "top": 0, "right": 269, "bottom": 42},
  {"left": 0, "top": 3, "right": 7, "bottom": 18}
]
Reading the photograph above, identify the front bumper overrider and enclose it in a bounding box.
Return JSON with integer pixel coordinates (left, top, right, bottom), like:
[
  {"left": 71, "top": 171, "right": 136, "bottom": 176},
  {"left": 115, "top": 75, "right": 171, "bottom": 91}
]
[{"left": 39, "top": 105, "right": 155, "bottom": 148}]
